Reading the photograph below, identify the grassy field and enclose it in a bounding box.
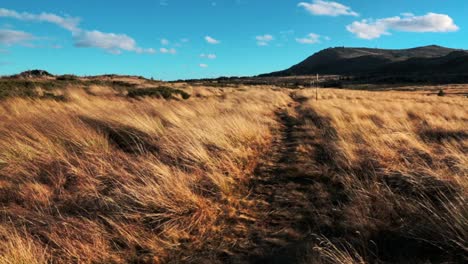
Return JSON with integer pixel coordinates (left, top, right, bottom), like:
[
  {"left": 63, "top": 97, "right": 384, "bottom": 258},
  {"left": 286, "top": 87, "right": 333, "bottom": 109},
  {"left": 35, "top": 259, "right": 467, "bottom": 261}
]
[{"left": 0, "top": 81, "right": 466, "bottom": 263}]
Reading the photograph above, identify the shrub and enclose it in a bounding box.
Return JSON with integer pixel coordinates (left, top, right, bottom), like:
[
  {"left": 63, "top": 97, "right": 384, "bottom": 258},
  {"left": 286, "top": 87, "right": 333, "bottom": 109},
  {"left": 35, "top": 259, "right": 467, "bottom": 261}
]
[
  {"left": 127, "top": 86, "right": 190, "bottom": 100},
  {"left": 437, "top": 89, "right": 446, "bottom": 97},
  {"left": 0, "top": 80, "right": 67, "bottom": 100},
  {"left": 56, "top": 74, "right": 78, "bottom": 81}
]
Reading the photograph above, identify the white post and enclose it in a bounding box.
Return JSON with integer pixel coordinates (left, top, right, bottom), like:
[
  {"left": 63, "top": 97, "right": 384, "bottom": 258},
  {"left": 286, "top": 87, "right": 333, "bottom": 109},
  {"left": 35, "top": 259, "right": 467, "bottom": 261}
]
[{"left": 316, "top": 74, "right": 319, "bottom": 101}]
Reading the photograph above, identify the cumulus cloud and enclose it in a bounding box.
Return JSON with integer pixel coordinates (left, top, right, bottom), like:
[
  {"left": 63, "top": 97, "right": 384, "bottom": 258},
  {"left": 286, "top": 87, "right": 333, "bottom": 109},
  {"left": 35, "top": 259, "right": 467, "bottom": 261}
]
[
  {"left": 296, "top": 33, "right": 322, "bottom": 44},
  {"left": 298, "top": 0, "right": 358, "bottom": 17},
  {"left": 0, "top": 8, "right": 80, "bottom": 31},
  {"left": 160, "top": 47, "right": 176, "bottom": 54},
  {"left": 199, "top": 63, "right": 208, "bottom": 68},
  {"left": 0, "top": 29, "right": 35, "bottom": 45},
  {"left": 161, "top": 38, "right": 169, "bottom": 45},
  {"left": 256, "top": 34, "right": 274, "bottom": 46},
  {"left": 200, "top": 53, "right": 216, "bottom": 59},
  {"left": 0, "top": 7, "right": 155, "bottom": 54},
  {"left": 205, "top": 36, "right": 220, "bottom": 44},
  {"left": 73, "top": 30, "right": 155, "bottom": 54},
  {"left": 347, "top": 13, "right": 459, "bottom": 39}
]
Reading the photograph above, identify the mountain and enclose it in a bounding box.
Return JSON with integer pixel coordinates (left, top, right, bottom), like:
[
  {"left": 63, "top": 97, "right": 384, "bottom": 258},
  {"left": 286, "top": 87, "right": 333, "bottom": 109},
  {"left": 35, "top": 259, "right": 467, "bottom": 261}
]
[{"left": 261, "top": 45, "right": 468, "bottom": 77}]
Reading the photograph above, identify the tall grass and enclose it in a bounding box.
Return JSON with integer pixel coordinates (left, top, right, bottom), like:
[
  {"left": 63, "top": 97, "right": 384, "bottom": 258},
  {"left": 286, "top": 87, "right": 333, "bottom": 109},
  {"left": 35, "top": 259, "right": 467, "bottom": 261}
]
[
  {"left": 295, "top": 88, "right": 467, "bottom": 263},
  {"left": 0, "top": 84, "right": 466, "bottom": 263},
  {"left": 0, "top": 86, "right": 290, "bottom": 263}
]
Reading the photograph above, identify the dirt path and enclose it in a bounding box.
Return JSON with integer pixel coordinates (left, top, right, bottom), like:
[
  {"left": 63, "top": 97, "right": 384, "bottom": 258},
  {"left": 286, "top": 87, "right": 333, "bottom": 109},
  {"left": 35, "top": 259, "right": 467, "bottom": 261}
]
[
  {"left": 190, "top": 91, "right": 465, "bottom": 264},
  {"left": 221, "top": 92, "right": 349, "bottom": 263}
]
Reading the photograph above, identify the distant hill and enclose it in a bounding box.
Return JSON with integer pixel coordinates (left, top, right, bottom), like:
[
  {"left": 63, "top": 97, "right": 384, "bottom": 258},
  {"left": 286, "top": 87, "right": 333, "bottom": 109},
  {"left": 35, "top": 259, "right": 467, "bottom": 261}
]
[
  {"left": 261, "top": 45, "right": 468, "bottom": 77},
  {"left": 14, "top": 70, "right": 54, "bottom": 79}
]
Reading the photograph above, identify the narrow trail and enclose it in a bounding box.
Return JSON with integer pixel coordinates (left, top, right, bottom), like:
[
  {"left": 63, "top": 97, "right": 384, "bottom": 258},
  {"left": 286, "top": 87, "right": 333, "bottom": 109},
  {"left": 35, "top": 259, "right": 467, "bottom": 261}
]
[
  {"left": 203, "top": 91, "right": 465, "bottom": 264},
  {"left": 225, "top": 91, "right": 349, "bottom": 263}
]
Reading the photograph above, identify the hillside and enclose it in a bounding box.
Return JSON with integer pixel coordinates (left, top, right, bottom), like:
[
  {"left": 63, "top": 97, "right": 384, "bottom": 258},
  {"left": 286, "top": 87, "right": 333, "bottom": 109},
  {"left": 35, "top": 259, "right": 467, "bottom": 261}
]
[{"left": 262, "top": 45, "right": 468, "bottom": 77}]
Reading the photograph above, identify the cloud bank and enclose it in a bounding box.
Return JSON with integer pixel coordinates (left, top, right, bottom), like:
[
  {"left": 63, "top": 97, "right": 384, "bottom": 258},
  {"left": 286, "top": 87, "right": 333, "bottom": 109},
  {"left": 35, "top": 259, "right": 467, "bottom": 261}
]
[
  {"left": 73, "top": 30, "right": 155, "bottom": 54},
  {"left": 0, "top": 7, "right": 154, "bottom": 54},
  {"left": 0, "top": 8, "right": 80, "bottom": 31},
  {"left": 347, "top": 13, "right": 459, "bottom": 39}
]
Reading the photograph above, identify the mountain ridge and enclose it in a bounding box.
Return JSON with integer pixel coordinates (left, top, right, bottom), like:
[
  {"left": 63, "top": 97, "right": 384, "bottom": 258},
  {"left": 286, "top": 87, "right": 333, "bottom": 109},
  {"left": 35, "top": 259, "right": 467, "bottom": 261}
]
[{"left": 261, "top": 45, "right": 468, "bottom": 77}]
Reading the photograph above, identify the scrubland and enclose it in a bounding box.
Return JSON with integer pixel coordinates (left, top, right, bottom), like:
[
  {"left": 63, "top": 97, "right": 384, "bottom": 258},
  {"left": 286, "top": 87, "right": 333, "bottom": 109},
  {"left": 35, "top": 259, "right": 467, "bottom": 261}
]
[{"left": 0, "top": 82, "right": 466, "bottom": 263}]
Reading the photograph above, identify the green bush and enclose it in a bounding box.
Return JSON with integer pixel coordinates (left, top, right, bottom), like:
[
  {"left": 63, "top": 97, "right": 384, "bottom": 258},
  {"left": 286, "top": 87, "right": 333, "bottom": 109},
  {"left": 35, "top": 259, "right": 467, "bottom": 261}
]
[{"left": 127, "top": 86, "right": 190, "bottom": 100}]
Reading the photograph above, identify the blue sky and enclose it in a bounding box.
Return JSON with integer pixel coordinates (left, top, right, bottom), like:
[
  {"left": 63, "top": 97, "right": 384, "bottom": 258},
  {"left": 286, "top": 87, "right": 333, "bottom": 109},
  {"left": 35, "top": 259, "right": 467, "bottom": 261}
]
[{"left": 0, "top": 0, "right": 466, "bottom": 80}]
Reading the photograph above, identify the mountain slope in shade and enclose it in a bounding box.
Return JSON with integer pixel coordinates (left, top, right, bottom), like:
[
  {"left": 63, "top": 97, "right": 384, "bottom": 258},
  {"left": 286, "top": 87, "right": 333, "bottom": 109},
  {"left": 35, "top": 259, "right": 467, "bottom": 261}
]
[{"left": 261, "top": 45, "right": 467, "bottom": 76}]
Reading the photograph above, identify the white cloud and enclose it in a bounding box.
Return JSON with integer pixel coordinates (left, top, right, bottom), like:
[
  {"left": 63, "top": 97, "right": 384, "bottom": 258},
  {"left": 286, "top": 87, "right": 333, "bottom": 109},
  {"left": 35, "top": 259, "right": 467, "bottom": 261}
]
[
  {"left": 298, "top": 0, "right": 358, "bottom": 17},
  {"left": 0, "top": 8, "right": 80, "bottom": 32},
  {"left": 0, "top": 29, "right": 35, "bottom": 45},
  {"left": 200, "top": 53, "right": 216, "bottom": 59},
  {"left": 199, "top": 63, "right": 208, "bottom": 68},
  {"left": 0, "top": 8, "right": 155, "bottom": 54},
  {"left": 256, "top": 34, "right": 274, "bottom": 46},
  {"left": 160, "top": 47, "right": 176, "bottom": 54},
  {"left": 347, "top": 13, "right": 459, "bottom": 40},
  {"left": 73, "top": 30, "right": 155, "bottom": 54},
  {"left": 296, "top": 33, "right": 322, "bottom": 44},
  {"left": 205, "top": 36, "right": 220, "bottom": 44},
  {"left": 161, "top": 38, "right": 169, "bottom": 45}
]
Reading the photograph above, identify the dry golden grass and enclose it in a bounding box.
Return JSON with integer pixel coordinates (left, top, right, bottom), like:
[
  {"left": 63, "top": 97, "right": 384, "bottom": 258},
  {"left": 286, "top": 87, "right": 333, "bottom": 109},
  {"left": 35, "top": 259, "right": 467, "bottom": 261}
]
[
  {"left": 0, "top": 85, "right": 290, "bottom": 263},
  {"left": 294, "top": 88, "right": 467, "bottom": 263},
  {"left": 0, "top": 84, "right": 466, "bottom": 263}
]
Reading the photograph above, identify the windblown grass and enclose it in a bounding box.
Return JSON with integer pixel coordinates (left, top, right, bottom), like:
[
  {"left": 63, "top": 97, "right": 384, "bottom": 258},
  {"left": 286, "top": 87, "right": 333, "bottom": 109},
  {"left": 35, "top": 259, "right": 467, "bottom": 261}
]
[
  {"left": 295, "top": 88, "right": 467, "bottom": 263},
  {"left": 0, "top": 85, "right": 290, "bottom": 263},
  {"left": 0, "top": 84, "right": 466, "bottom": 263}
]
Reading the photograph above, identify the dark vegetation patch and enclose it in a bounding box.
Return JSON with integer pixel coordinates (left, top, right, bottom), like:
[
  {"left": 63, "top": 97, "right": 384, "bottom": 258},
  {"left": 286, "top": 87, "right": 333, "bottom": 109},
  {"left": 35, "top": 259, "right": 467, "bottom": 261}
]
[
  {"left": 79, "top": 116, "right": 159, "bottom": 154},
  {"left": 127, "top": 86, "right": 190, "bottom": 100},
  {"left": 0, "top": 78, "right": 188, "bottom": 101},
  {"left": 420, "top": 128, "right": 468, "bottom": 143},
  {"left": 0, "top": 79, "right": 67, "bottom": 100},
  {"left": 382, "top": 172, "right": 459, "bottom": 202},
  {"left": 56, "top": 74, "right": 79, "bottom": 81}
]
